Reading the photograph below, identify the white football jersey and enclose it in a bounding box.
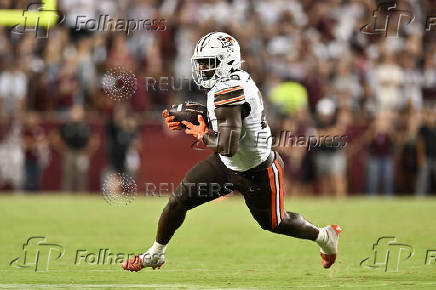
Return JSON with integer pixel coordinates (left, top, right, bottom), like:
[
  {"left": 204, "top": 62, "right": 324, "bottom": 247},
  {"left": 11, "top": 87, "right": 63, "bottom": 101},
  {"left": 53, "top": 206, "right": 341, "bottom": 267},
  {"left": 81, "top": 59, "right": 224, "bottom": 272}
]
[{"left": 207, "top": 70, "right": 272, "bottom": 172}]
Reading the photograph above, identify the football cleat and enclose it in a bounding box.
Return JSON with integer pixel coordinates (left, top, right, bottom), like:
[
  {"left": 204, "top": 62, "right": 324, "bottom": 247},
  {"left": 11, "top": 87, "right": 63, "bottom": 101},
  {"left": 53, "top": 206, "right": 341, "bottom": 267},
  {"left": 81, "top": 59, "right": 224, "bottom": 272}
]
[
  {"left": 121, "top": 252, "right": 165, "bottom": 272},
  {"left": 319, "top": 225, "right": 342, "bottom": 269}
]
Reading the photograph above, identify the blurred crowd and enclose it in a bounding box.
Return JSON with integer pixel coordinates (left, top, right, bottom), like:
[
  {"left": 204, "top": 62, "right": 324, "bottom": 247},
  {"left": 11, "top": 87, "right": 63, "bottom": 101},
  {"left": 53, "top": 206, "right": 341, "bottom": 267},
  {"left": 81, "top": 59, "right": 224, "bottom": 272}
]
[{"left": 0, "top": 0, "right": 435, "bottom": 196}]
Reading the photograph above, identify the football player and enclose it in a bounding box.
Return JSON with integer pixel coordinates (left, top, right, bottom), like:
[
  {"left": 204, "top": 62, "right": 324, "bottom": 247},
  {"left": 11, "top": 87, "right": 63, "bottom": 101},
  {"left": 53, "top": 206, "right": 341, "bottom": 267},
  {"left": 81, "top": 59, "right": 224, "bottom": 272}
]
[{"left": 122, "top": 32, "right": 341, "bottom": 271}]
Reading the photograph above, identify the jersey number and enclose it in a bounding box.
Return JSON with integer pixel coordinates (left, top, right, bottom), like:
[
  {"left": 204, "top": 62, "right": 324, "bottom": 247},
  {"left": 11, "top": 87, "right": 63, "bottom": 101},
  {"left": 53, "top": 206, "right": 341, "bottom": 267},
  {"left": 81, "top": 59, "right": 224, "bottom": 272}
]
[{"left": 258, "top": 91, "right": 267, "bottom": 129}]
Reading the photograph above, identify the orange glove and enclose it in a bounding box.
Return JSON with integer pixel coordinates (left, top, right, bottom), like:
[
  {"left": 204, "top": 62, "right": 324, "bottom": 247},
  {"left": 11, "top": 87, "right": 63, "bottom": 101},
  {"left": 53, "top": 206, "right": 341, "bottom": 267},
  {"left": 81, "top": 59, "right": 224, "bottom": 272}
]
[
  {"left": 182, "top": 115, "right": 209, "bottom": 141},
  {"left": 162, "top": 109, "right": 182, "bottom": 130}
]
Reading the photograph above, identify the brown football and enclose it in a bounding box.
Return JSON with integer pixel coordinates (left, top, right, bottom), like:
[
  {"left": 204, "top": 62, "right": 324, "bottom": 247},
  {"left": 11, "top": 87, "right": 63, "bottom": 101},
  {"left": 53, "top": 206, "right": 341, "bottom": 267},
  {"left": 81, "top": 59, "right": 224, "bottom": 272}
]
[{"left": 168, "top": 101, "right": 209, "bottom": 128}]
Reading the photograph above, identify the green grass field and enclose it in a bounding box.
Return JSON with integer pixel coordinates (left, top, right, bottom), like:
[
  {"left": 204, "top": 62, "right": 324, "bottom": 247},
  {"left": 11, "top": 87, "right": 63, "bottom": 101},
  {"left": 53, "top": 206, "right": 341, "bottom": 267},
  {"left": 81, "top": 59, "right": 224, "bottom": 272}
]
[{"left": 1, "top": 195, "right": 436, "bottom": 289}]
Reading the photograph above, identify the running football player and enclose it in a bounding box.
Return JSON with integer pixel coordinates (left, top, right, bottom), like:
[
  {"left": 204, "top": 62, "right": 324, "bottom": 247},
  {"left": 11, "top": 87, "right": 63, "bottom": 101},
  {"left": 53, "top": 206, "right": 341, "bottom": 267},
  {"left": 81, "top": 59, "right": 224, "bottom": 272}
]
[{"left": 122, "top": 32, "right": 341, "bottom": 271}]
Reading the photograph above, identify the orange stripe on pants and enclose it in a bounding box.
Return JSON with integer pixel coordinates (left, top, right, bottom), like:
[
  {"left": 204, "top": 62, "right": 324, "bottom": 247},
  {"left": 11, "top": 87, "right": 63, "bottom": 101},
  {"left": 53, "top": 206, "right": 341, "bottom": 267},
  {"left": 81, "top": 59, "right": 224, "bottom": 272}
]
[
  {"left": 275, "top": 160, "right": 285, "bottom": 220},
  {"left": 268, "top": 166, "right": 277, "bottom": 228}
]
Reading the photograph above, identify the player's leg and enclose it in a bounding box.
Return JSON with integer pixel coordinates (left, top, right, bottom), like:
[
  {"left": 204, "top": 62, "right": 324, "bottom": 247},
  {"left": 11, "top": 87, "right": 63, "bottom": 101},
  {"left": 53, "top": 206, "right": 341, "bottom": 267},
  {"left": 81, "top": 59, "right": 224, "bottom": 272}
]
[
  {"left": 236, "top": 158, "right": 319, "bottom": 240},
  {"left": 156, "top": 155, "right": 231, "bottom": 244},
  {"left": 122, "top": 154, "right": 231, "bottom": 271},
  {"left": 238, "top": 151, "right": 341, "bottom": 269}
]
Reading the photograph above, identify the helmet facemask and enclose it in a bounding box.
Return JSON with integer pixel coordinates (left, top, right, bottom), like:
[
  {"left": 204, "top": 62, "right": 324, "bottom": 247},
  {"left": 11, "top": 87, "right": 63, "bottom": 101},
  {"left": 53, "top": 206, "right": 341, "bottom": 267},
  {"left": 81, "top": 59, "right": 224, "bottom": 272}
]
[{"left": 191, "top": 56, "right": 223, "bottom": 89}]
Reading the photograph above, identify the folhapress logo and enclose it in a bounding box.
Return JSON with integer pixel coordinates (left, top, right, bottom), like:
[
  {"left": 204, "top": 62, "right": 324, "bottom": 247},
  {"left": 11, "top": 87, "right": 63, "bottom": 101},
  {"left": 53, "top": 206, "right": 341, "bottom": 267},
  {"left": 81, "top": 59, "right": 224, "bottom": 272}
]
[
  {"left": 9, "top": 236, "right": 64, "bottom": 272},
  {"left": 360, "top": 236, "right": 414, "bottom": 272},
  {"left": 360, "top": 2, "right": 415, "bottom": 37},
  {"left": 7, "top": 2, "right": 64, "bottom": 39}
]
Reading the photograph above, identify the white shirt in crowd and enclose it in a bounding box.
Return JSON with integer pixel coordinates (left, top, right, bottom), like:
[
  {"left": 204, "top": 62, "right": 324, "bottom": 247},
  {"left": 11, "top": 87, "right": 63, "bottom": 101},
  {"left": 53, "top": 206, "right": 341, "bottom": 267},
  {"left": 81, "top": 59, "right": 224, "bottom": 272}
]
[{"left": 0, "top": 70, "right": 27, "bottom": 116}]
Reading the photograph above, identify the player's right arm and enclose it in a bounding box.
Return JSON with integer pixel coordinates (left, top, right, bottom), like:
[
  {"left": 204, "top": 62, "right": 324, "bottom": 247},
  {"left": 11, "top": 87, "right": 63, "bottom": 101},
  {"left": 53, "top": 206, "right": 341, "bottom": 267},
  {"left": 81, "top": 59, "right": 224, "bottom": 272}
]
[
  {"left": 180, "top": 84, "right": 245, "bottom": 156},
  {"left": 203, "top": 105, "right": 242, "bottom": 157},
  {"left": 202, "top": 85, "right": 246, "bottom": 157}
]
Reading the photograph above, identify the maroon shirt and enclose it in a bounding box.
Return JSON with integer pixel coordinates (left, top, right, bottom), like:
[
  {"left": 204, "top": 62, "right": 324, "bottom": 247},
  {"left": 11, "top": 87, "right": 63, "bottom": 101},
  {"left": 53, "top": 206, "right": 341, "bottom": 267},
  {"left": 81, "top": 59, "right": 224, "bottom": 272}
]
[
  {"left": 22, "top": 126, "right": 44, "bottom": 161},
  {"left": 369, "top": 132, "right": 393, "bottom": 156}
]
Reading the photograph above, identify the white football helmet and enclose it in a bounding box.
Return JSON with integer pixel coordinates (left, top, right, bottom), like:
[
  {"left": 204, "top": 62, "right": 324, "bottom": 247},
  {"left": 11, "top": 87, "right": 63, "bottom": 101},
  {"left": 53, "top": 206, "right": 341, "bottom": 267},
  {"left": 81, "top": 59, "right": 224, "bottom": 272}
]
[{"left": 191, "top": 32, "right": 242, "bottom": 89}]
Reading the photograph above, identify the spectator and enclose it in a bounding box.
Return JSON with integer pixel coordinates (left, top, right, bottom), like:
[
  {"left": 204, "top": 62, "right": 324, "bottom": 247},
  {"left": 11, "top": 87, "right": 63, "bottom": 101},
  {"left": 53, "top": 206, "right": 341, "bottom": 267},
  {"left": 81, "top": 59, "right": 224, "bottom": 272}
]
[
  {"left": 52, "top": 105, "right": 99, "bottom": 192},
  {"left": 0, "top": 123, "right": 23, "bottom": 190},
  {"left": 373, "top": 52, "right": 403, "bottom": 111},
  {"left": 76, "top": 37, "right": 96, "bottom": 101},
  {"left": 402, "top": 54, "right": 423, "bottom": 110},
  {"left": 364, "top": 111, "right": 396, "bottom": 196},
  {"left": 0, "top": 62, "right": 27, "bottom": 121},
  {"left": 416, "top": 105, "right": 436, "bottom": 195},
  {"left": 22, "top": 112, "right": 48, "bottom": 191},
  {"left": 397, "top": 107, "right": 419, "bottom": 194},
  {"left": 422, "top": 54, "right": 436, "bottom": 102},
  {"left": 56, "top": 59, "right": 80, "bottom": 112},
  {"left": 106, "top": 105, "right": 140, "bottom": 174},
  {"left": 278, "top": 111, "right": 316, "bottom": 196},
  {"left": 313, "top": 98, "right": 348, "bottom": 197}
]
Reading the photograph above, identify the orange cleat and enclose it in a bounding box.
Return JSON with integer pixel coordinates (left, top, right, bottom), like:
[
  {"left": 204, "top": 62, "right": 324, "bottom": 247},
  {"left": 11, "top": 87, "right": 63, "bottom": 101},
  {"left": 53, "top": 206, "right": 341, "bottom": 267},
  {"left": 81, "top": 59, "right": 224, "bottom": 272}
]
[
  {"left": 319, "top": 225, "right": 342, "bottom": 269},
  {"left": 121, "top": 255, "right": 144, "bottom": 272},
  {"left": 121, "top": 252, "right": 165, "bottom": 272}
]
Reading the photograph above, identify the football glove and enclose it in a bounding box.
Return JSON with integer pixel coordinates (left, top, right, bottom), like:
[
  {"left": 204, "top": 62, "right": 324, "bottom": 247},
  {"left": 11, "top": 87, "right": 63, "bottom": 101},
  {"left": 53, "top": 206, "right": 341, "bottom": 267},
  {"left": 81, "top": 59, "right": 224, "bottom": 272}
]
[
  {"left": 182, "top": 115, "right": 209, "bottom": 141},
  {"left": 162, "top": 109, "right": 182, "bottom": 130}
]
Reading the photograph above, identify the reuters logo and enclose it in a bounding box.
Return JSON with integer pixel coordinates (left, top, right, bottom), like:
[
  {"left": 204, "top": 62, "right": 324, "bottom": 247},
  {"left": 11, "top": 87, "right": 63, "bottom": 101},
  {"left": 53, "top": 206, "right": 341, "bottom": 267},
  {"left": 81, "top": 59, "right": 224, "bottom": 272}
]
[
  {"left": 102, "top": 67, "right": 137, "bottom": 102},
  {"left": 102, "top": 172, "right": 137, "bottom": 206}
]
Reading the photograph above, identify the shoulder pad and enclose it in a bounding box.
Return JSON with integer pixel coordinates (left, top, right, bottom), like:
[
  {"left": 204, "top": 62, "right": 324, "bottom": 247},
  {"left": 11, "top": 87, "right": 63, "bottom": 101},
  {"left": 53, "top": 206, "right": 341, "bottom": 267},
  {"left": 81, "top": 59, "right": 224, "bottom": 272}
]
[{"left": 230, "top": 70, "right": 250, "bottom": 83}]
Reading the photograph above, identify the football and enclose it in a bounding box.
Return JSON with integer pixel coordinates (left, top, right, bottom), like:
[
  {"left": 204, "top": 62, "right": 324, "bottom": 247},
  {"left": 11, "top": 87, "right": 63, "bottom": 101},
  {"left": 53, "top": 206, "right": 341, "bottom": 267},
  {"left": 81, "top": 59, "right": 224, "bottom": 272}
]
[{"left": 167, "top": 101, "right": 209, "bottom": 128}]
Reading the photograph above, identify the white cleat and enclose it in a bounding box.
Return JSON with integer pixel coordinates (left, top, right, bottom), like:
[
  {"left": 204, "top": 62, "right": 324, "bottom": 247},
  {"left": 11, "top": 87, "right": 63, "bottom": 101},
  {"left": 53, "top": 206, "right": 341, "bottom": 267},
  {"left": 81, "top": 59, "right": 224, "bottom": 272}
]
[{"left": 318, "top": 225, "right": 342, "bottom": 269}]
